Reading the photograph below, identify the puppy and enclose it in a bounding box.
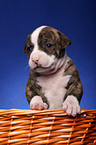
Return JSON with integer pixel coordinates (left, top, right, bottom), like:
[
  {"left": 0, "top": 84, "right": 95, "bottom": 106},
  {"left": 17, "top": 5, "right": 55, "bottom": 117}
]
[{"left": 24, "top": 26, "right": 83, "bottom": 116}]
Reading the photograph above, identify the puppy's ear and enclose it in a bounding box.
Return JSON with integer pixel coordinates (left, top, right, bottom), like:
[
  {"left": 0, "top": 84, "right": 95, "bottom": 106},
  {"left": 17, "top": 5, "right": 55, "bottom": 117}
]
[
  {"left": 24, "top": 34, "right": 31, "bottom": 53},
  {"left": 58, "top": 31, "right": 71, "bottom": 49}
]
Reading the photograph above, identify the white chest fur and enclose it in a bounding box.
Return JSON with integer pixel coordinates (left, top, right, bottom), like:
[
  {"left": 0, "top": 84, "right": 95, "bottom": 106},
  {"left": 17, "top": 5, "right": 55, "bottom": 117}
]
[{"left": 37, "top": 67, "right": 71, "bottom": 109}]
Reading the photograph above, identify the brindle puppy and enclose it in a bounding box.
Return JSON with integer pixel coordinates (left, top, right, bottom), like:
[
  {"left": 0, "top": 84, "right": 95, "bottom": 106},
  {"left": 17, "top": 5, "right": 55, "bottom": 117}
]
[{"left": 24, "top": 26, "right": 83, "bottom": 116}]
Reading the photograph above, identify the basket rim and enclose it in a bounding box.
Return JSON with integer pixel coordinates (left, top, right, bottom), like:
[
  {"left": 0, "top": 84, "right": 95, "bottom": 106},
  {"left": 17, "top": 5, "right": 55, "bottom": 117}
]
[{"left": 0, "top": 108, "right": 96, "bottom": 115}]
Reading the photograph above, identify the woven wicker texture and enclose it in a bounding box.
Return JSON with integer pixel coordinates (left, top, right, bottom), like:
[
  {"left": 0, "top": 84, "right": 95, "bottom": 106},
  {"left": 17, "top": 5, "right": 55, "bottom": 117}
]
[{"left": 0, "top": 109, "right": 96, "bottom": 145}]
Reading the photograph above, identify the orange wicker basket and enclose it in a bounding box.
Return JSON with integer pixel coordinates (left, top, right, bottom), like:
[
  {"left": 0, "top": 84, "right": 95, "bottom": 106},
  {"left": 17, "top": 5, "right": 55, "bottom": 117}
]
[{"left": 0, "top": 109, "right": 96, "bottom": 145}]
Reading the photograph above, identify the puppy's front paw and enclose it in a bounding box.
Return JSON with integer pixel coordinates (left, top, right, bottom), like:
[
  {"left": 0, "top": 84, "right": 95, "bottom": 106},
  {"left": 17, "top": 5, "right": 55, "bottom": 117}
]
[
  {"left": 30, "top": 96, "right": 48, "bottom": 110},
  {"left": 63, "top": 95, "right": 81, "bottom": 117},
  {"left": 31, "top": 102, "right": 48, "bottom": 110}
]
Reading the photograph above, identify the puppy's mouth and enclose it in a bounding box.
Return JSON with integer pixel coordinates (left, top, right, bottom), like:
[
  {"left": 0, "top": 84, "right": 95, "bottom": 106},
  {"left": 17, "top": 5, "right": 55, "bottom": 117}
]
[
  {"left": 33, "top": 62, "right": 56, "bottom": 74},
  {"left": 34, "top": 62, "right": 54, "bottom": 69}
]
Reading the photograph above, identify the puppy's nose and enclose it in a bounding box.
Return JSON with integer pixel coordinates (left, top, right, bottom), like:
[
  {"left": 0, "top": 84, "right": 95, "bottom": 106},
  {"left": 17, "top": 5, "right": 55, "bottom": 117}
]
[
  {"left": 32, "top": 59, "right": 38, "bottom": 62},
  {"left": 32, "top": 59, "right": 38, "bottom": 63},
  {"left": 32, "top": 58, "right": 39, "bottom": 65}
]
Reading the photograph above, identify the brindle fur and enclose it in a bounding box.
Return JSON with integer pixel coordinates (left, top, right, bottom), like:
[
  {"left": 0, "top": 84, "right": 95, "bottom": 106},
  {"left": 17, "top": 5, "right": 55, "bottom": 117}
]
[
  {"left": 24, "top": 34, "right": 34, "bottom": 59},
  {"left": 64, "top": 60, "right": 83, "bottom": 102}
]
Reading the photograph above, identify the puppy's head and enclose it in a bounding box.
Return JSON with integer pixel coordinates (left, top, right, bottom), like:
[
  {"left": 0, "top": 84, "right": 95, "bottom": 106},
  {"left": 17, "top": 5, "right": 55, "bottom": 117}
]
[{"left": 24, "top": 26, "right": 71, "bottom": 74}]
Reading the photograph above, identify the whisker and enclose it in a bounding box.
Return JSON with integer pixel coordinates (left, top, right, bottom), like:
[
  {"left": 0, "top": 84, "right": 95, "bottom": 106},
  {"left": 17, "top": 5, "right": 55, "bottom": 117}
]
[
  {"left": 23, "top": 59, "right": 30, "bottom": 71},
  {"left": 25, "top": 65, "right": 29, "bottom": 71}
]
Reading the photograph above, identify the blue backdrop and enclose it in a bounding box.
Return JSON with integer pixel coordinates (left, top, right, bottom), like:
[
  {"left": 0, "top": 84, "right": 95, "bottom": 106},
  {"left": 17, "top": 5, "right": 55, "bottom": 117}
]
[{"left": 0, "top": 0, "right": 96, "bottom": 109}]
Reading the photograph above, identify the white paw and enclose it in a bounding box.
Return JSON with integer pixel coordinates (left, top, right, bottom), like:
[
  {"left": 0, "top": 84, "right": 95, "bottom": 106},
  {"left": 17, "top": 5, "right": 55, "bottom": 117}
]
[
  {"left": 63, "top": 95, "right": 81, "bottom": 117},
  {"left": 30, "top": 96, "right": 48, "bottom": 110}
]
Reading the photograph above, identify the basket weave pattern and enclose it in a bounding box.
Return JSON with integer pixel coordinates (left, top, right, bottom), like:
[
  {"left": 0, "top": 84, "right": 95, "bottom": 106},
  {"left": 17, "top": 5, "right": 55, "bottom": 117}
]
[{"left": 0, "top": 109, "right": 96, "bottom": 145}]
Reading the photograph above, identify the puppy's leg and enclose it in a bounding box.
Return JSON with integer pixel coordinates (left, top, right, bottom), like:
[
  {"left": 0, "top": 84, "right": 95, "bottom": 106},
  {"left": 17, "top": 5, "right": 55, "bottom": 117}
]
[
  {"left": 26, "top": 84, "right": 48, "bottom": 110},
  {"left": 63, "top": 80, "right": 83, "bottom": 116},
  {"left": 63, "top": 95, "right": 80, "bottom": 117},
  {"left": 30, "top": 96, "right": 48, "bottom": 110},
  {"left": 63, "top": 60, "right": 83, "bottom": 116},
  {"left": 26, "top": 70, "right": 49, "bottom": 110}
]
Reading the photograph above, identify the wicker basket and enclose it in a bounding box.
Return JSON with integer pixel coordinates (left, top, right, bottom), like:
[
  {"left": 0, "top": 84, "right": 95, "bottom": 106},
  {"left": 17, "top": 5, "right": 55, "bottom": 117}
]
[{"left": 0, "top": 109, "right": 96, "bottom": 145}]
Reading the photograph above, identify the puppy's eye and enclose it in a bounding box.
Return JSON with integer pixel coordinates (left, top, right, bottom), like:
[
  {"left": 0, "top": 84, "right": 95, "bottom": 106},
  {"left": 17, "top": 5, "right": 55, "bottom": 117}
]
[
  {"left": 27, "top": 44, "right": 34, "bottom": 52},
  {"left": 27, "top": 47, "right": 32, "bottom": 51},
  {"left": 46, "top": 43, "right": 52, "bottom": 48}
]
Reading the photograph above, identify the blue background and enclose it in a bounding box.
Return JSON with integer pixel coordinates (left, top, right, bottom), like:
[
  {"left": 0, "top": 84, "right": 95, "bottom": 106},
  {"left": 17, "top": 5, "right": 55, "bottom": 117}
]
[{"left": 0, "top": 0, "right": 96, "bottom": 109}]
